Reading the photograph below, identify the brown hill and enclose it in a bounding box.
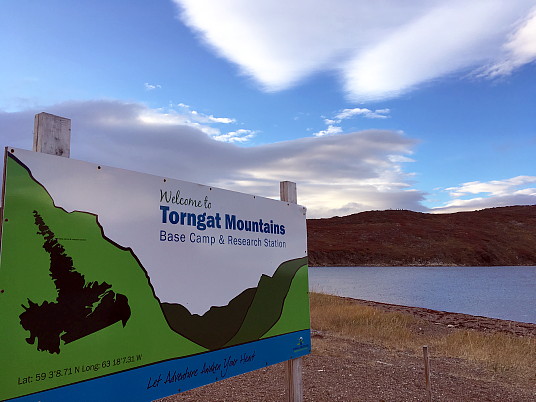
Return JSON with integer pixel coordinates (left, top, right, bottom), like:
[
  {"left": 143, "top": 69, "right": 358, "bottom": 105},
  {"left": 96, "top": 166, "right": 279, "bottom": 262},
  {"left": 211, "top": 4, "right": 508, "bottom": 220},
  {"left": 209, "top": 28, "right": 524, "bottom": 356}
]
[{"left": 307, "top": 205, "right": 536, "bottom": 266}]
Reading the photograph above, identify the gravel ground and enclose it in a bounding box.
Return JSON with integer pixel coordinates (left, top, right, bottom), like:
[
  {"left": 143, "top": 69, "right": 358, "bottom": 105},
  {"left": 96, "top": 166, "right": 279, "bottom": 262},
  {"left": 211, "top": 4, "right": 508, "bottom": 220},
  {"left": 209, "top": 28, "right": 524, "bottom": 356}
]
[{"left": 159, "top": 300, "right": 536, "bottom": 401}]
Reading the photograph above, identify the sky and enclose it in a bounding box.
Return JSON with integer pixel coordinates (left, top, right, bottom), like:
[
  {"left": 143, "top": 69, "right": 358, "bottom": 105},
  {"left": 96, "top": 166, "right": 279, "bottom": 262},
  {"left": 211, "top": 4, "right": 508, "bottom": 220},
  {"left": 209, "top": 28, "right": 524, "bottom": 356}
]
[{"left": 1, "top": 0, "right": 535, "bottom": 218}]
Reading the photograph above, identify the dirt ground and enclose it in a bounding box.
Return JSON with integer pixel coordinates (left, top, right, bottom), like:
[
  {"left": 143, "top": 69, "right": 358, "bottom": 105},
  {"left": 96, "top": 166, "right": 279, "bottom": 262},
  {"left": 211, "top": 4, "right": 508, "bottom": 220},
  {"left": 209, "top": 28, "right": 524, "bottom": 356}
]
[{"left": 160, "top": 300, "right": 536, "bottom": 401}]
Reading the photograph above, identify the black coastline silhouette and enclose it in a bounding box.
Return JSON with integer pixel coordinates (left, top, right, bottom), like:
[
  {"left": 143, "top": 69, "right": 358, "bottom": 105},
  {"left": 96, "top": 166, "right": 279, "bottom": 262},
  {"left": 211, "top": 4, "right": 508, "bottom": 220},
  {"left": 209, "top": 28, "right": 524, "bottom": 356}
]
[{"left": 19, "top": 211, "right": 131, "bottom": 354}]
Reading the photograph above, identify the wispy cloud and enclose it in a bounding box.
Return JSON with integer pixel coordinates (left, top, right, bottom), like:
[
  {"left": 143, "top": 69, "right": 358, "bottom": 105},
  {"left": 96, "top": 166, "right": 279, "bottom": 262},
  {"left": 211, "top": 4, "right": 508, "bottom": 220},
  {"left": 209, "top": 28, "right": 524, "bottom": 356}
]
[
  {"left": 212, "top": 128, "right": 256, "bottom": 143},
  {"left": 446, "top": 176, "right": 536, "bottom": 197},
  {"left": 144, "top": 82, "right": 162, "bottom": 91},
  {"left": 335, "top": 108, "right": 391, "bottom": 121},
  {"left": 5, "top": 102, "right": 532, "bottom": 217},
  {"left": 175, "top": 103, "right": 236, "bottom": 124},
  {"left": 313, "top": 125, "right": 342, "bottom": 137},
  {"left": 174, "top": 0, "right": 536, "bottom": 101},
  {"left": 137, "top": 103, "right": 245, "bottom": 143},
  {"left": 314, "top": 107, "right": 391, "bottom": 137},
  {"left": 0, "top": 100, "right": 424, "bottom": 217},
  {"left": 432, "top": 176, "right": 536, "bottom": 213},
  {"left": 478, "top": 8, "right": 536, "bottom": 77}
]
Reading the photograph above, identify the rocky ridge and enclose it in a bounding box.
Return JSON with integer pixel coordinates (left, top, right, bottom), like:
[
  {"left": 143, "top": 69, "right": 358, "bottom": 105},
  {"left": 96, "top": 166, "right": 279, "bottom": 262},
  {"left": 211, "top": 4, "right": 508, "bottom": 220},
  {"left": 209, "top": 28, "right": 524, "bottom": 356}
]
[{"left": 307, "top": 205, "right": 536, "bottom": 266}]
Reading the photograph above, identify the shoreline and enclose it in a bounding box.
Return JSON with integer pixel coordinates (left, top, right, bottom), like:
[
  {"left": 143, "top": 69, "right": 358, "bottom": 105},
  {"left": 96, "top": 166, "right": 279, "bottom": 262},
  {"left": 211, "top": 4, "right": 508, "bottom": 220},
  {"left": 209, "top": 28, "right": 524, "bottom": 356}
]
[
  {"left": 311, "top": 263, "right": 536, "bottom": 267},
  {"left": 339, "top": 296, "right": 536, "bottom": 336}
]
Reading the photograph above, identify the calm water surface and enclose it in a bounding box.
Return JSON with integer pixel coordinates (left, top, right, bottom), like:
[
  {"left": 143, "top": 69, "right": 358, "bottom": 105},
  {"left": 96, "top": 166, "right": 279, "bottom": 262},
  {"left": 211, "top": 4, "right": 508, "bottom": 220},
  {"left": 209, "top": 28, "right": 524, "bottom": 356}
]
[{"left": 308, "top": 266, "right": 536, "bottom": 324}]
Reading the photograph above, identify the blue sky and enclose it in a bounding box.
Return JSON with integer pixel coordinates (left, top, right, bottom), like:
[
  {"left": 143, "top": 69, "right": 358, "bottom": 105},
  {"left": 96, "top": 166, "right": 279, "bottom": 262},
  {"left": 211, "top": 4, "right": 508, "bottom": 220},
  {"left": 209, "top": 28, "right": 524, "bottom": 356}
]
[{"left": 1, "top": 0, "right": 535, "bottom": 217}]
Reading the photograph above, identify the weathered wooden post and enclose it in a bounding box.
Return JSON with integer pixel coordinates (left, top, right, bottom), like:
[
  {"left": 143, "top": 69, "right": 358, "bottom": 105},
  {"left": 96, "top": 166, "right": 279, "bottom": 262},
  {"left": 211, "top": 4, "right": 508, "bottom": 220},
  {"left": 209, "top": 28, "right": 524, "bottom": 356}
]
[
  {"left": 423, "top": 345, "right": 432, "bottom": 402},
  {"left": 0, "top": 113, "right": 70, "bottom": 235},
  {"left": 280, "top": 180, "right": 303, "bottom": 402},
  {"left": 33, "top": 112, "right": 71, "bottom": 157}
]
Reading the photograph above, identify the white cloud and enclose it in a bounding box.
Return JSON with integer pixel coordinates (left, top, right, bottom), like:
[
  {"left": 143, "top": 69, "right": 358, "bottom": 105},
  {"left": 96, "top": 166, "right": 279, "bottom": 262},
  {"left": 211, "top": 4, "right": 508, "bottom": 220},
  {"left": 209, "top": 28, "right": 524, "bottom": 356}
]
[
  {"left": 313, "top": 125, "right": 343, "bottom": 137},
  {"left": 0, "top": 100, "right": 424, "bottom": 218},
  {"left": 207, "top": 115, "right": 235, "bottom": 124},
  {"left": 446, "top": 176, "right": 536, "bottom": 197},
  {"left": 144, "top": 82, "right": 162, "bottom": 90},
  {"left": 4, "top": 101, "right": 534, "bottom": 217},
  {"left": 212, "top": 128, "right": 256, "bottom": 143},
  {"left": 388, "top": 155, "right": 415, "bottom": 163},
  {"left": 174, "top": 0, "right": 536, "bottom": 101},
  {"left": 479, "top": 8, "right": 536, "bottom": 77},
  {"left": 138, "top": 103, "right": 240, "bottom": 143},
  {"left": 335, "top": 108, "right": 390, "bottom": 120},
  {"left": 433, "top": 176, "right": 536, "bottom": 213},
  {"left": 431, "top": 193, "right": 536, "bottom": 214},
  {"left": 175, "top": 103, "right": 236, "bottom": 125},
  {"left": 314, "top": 107, "right": 391, "bottom": 138}
]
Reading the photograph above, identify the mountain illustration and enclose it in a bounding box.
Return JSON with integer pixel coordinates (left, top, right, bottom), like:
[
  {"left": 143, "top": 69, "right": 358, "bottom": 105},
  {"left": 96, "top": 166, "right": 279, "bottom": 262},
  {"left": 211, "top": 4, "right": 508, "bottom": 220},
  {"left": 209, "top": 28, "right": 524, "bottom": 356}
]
[
  {"left": 19, "top": 211, "right": 131, "bottom": 354},
  {"left": 161, "top": 257, "right": 308, "bottom": 349}
]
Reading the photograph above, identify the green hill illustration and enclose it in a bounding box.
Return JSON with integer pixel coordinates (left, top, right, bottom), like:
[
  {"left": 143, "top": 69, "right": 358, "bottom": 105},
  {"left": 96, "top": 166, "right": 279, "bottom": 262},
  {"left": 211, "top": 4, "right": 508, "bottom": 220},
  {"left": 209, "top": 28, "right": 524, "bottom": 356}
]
[
  {"left": 225, "top": 258, "right": 308, "bottom": 347},
  {"left": 161, "top": 257, "right": 308, "bottom": 350}
]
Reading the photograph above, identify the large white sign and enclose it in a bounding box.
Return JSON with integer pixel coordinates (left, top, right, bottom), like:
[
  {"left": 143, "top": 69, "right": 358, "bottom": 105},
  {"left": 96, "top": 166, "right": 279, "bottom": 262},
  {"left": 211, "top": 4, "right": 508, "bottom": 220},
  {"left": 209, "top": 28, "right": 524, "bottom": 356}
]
[{"left": 0, "top": 148, "right": 310, "bottom": 401}]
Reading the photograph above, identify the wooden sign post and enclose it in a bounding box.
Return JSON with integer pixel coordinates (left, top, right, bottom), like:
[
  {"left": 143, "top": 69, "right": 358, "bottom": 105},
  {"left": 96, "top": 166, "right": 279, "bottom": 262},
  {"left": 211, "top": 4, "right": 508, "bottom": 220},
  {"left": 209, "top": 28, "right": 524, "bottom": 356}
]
[
  {"left": 280, "top": 180, "right": 303, "bottom": 402},
  {"left": 33, "top": 112, "right": 71, "bottom": 157},
  {"left": 423, "top": 345, "right": 432, "bottom": 402}
]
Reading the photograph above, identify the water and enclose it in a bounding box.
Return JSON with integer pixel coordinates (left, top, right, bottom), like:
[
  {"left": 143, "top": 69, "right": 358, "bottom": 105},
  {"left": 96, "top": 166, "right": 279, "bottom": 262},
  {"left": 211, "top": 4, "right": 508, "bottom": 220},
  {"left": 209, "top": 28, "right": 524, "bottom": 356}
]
[{"left": 308, "top": 266, "right": 536, "bottom": 324}]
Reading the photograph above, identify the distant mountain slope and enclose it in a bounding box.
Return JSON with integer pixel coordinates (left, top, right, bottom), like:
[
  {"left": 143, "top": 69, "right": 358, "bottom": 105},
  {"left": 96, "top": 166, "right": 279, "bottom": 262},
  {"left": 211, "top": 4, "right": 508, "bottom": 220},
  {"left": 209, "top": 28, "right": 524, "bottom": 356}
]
[{"left": 307, "top": 206, "right": 536, "bottom": 266}]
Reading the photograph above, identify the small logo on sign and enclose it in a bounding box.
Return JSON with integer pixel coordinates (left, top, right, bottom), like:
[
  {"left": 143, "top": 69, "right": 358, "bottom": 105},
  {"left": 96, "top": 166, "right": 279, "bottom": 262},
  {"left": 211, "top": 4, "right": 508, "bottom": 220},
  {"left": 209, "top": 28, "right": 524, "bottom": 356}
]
[{"left": 293, "top": 336, "right": 309, "bottom": 353}]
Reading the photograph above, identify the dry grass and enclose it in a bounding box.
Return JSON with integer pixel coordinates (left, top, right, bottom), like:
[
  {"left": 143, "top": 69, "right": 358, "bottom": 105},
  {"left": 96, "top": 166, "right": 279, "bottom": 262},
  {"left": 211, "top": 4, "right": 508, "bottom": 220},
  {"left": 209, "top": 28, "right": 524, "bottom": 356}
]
[
  {"left": 440, "top": 331, "right": 536, "bottom": 377},
  {"left": 310, "top": 292, "right": 419, "bottom": 349},
  {"left": 310, "top": 292, "right": 536, "bottom": 380}
]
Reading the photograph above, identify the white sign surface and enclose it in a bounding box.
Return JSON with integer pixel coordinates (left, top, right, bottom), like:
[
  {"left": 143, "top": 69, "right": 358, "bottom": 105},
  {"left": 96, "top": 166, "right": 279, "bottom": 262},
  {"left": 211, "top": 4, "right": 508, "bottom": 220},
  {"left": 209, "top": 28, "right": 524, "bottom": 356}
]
[{"left": 16, "top": 148, "right": 307, "bottom": 314}]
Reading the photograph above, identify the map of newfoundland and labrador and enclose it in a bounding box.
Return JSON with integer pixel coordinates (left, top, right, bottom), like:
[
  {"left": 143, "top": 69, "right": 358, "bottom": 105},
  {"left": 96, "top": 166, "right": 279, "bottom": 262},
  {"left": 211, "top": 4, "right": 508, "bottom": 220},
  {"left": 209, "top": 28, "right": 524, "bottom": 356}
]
[
  {"left": 0, "top": 150, "right": 309, "bottom": 400},
  {"left": 20, "top": 210, "right": 131, "bottom": 354}
]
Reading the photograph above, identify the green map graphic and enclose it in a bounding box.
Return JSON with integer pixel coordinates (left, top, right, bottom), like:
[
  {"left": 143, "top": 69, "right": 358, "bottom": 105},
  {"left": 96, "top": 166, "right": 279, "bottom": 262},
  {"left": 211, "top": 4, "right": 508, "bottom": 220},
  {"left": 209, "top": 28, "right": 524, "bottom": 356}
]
[
  {"left": 20, "top": 210, "right": 131, "bottom": 354},
  {"left": 0, "top": 151, "right": 309, "bottom": 400}
]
